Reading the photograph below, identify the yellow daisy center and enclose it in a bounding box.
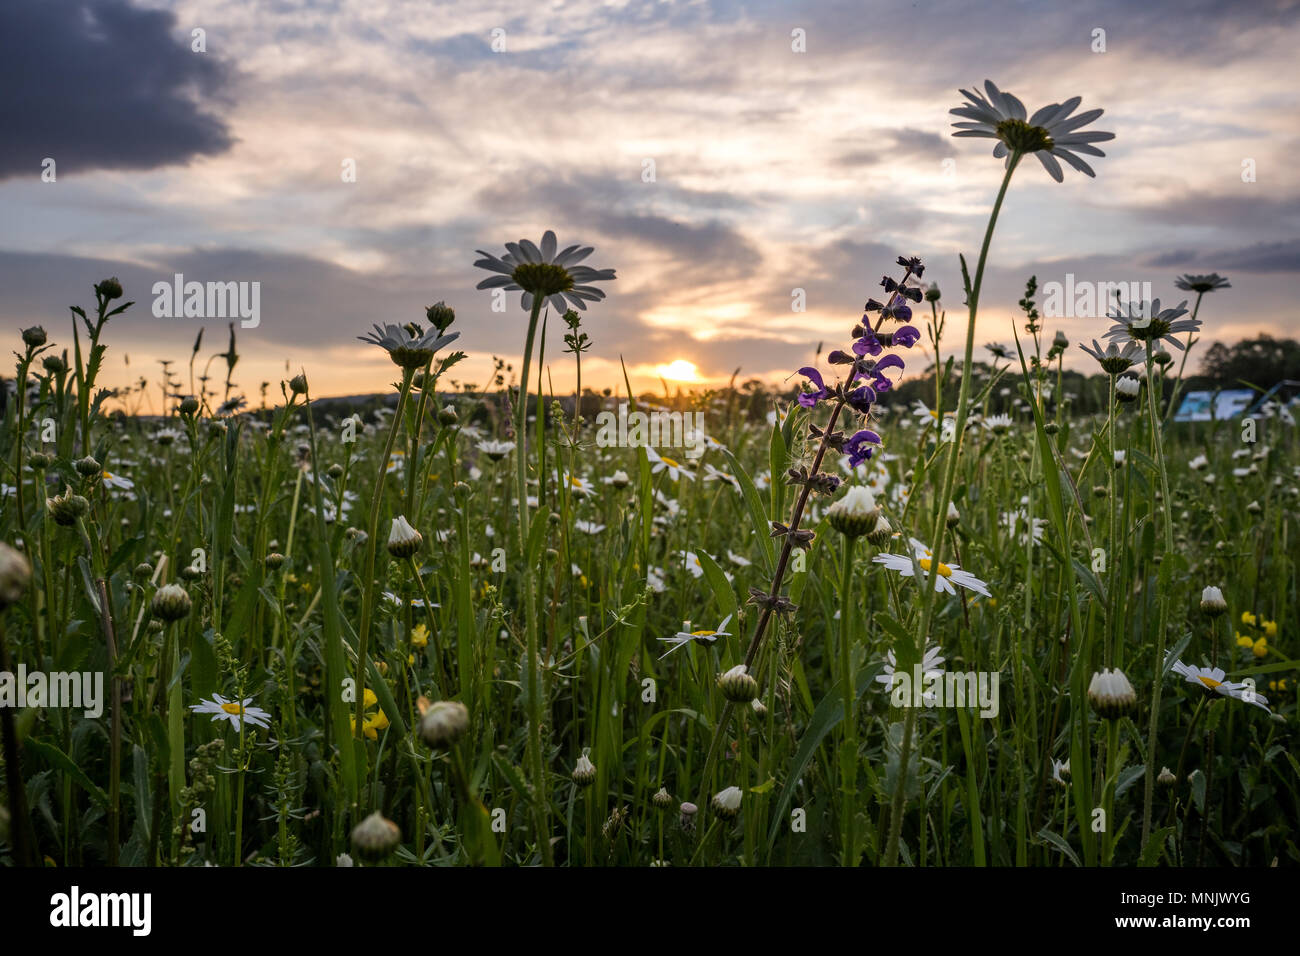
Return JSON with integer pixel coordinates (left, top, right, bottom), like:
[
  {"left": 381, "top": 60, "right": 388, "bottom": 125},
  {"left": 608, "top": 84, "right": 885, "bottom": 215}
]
[
  {"left": 692, "top": 629, "right": 716, "bottom": 637},
  {"left": 662, "top": 456, "right": 680, "bottom": 469},
  {"left": 221, "top": 701, "right": 244, "bottom": 715},
  {"left": 919, "top": 558, "right": 953, "bottom": 578},
  {"left": 103, "top": 471, "right": 113, "bottom": 480},
  {"left": 1196, "top": 675, "right": 1222, "bottom": 690}
]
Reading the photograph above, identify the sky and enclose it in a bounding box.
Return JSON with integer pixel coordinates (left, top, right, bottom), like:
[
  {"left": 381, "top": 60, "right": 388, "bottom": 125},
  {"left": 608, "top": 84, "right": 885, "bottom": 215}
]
[{"left": 2, "top": 0, "right": 1298, "bottom": 406}]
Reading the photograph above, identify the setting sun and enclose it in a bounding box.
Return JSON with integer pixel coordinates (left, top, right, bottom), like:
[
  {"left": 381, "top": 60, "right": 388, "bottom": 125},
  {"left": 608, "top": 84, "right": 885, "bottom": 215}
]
[{"left": 656, "top": 359, "right": 701, "bottom": 382}]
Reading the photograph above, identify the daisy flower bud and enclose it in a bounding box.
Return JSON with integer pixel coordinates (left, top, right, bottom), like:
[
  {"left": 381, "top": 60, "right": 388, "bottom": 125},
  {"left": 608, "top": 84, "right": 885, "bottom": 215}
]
[
  {"left": 711, "top": 785, "right": 743, "bottom": 819},
  {"left": 679, "top": 801, "right": 698, "bottom": 833},
  {"left": 652, "top": 787, "right": 673, "bottom": 809},
  {"left": 717, "top": 663, "right": 759, "bottom": 703},
  {"left": 74, "top": 455, "right": 102, "bottom": 478},
  {"left": 0, "top": 541, "right": 32, "bottom": 610},
  {"left": 22, "top": 326, "right": 47, "bottom": 348},
  {"left": 178, "top": 396, "right": 200, "bottom": 416},
  {"left": 866, "top": 513, "right": 893, "bottom": 547},
  {"left": 386, "top": 515, "right": 423, "bottom": 559},
  {"left": 438, "top": 404, "right": 459, "bottom": 426},
  {"left": 264, "top": 552, "right": 285, "bottom": 570},
  {"left": 572, "top": 752, "right": 597, "bottom": 787},
  {"left": 826, "top": 486, "right": 880, "bottom": 539},
  {"left": 152, "top": 583, "right": 193, "bottom": 623},
  {"left": 350, "top": 811, "right": 401, "bottom": 862},
  {"left": 289, "top": 372, "right": 308, "bottom": 395},
  {"left": 946, "top": 500, "right": 961, "bottom": 528},
  {"left": 1157, "top": 767, "right": 1177, "bottom": 787},
  {"left": 1087, "top": 668, "right": 1137, "bottom": 719},
  {"left": 417, "top": 699, "right": 469, "bottom": 750},
  {"left": 1116, "top": 375, "right": 1141, "bottom": 403},
  {"left": 1200, "top": 585, "right": 1227, "bottom": 617}
]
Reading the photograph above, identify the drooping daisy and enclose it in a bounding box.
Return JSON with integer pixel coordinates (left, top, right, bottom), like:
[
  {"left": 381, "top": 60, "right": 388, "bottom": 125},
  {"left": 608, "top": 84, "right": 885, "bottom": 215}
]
[
  {"left": 1174, "top": 273, "right": 1230, "bottom": 294},
  {"left": 727, "top": 549, "right": 752, "bottom": 568},
  {"left": 681, "top": 550, "right": 705, "bottom": 579},
  {"left": 1103, "top": 299, "right": 1199, "bottom": 352},
  {"left": 191, "top": 694, "right": 272, "bottom": 732},
  {"left": 1050, "top": 758, "right": 1070, "bottom": 788},
  {"left": 646, "top": 446, "right": 694, "bottom": 482},
  {"left": 659, "top": 614, "right": 732, "bottom": 659},
  {"left": 1079, "top": 339, "right": 1144, "bottom": 375},
  {"left": 472, "top": 230, "right": 616, "bottom": 314},
  {"left": 358, "top": 323, "right": 460, "bottom": 370},
  {"left": 873, "top": 538, "right": 991, "bottom": 597},
  {"left": 983, "top": 413, "right": 1014, "bottom": 434},
  {"left": 557, "top": 472, "right": 594, "bottom": 497},
  {"left": 100, "top": 470, "right": 134, "bottom": 491},
  {"left": 875, "top": 645, "right": 946, "bottom": 704},
  {"left": 702, "top": 463, "right": 739, "bottom": 490},
  {"left": 950, "top": 80, "right": 1115, "bottom": 182},
  {"left": 1169, "top": 659, "right": 1271, "bottom": 713},
  {"left": 573, "top": 519, "right": 605, "bottom": 535},
  {"left": 1002, "top": 508, "right": 1046, "bottom": 545},
  {"left": 477, "top": 439, "right": 516, "bottom": 461}
]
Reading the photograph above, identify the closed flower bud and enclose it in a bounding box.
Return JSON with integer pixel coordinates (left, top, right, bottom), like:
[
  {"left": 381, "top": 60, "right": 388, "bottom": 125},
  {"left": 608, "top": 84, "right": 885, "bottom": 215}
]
[
  {"left": 438, "top": 404, "right": 459, "bottom": 426},
  {"left": 1157, "top": 766, "right": 1177, "bottom": 787},
  {"left": 1052, "top": 330, "right": 1069, "bottom": 350},
  {"left": 924, "top": 283, "right": 941, "bottom": 303},
  {"left": 47, "top": 487, "right": 89, "bottom": 525},
  {"left": 21, "top": 326, "right": 47, "bottom": 348},
  {"left": 417, "top": 699, "right": 469, "bottom": 749},
  {"left": 43, "top": 354, "right": 67, "bottom": 375},
  {"left": 265, "top": 552, "right": 285, "bottom": 570},
  {"left": 328, "top": 463, "right": 344, "bottom": 478},
  {"left": 289, "top": 372, "right": 308, "bottom": 395},
  {"left": 652, "top": 787, "right": 672, "bottom": 809},
  {"left": 866, "top": 513, "right": 893, "bottom": 547},
  {"left": 180, "top": 565, "right": 204, "bottom": 581},
  {"left": 1151, "top": 349, "right": 1173, "bottom": 367},
  {"left": 751, "top": 697, "right": 768, "bottom": 719},
  {"left": 0, "top": 542, "right": 32, "bottom": 610},
  {"left": 27, "top": 451, "right": 51, "bottom": 470},
  {"left": 386, "top": 515, "right": 423, "bottom": 559},
  {"left": 1043, "top": 421, "right": 1059, "bottom": 435},
  {"left": 152, "top": 583, "right": 192, "bottom": 622},
  {"left": 572, "top": 752, "right": 597, "bottom": 787},
  {"left": 717, "top": 663, "right": 759, "bottom": 703},
  {"left": 946, "top": 500, "right": 961, "bottom": 527},
  {"left": 178, "top": 396, "right": 200, "bottom": 416},
  {"left": 1116, "top": 376, "right": 1141, "bottom": 403},
  {"left": 95, "top": 277, "right": 123, "bottom": 300},
  {"left": 1200, "top": 585, "right": 1227, "bottom": 617},
  {"left": 711, "top": 785, "right": 742, "bottom": 819},
  {"left": 678, "top": 801, "right": 698, "bottom": 833},
  {"left": 133, "top": 562, "right": 154, "bottom": 580},
  {"left": 426, "top": 301, "right": 456, "bottom": 332},
  {"left": 350, "top": 811, "right": 401, "bottom": 862},
  {"left": 74, "top": 455, "right": 102, "bottom": 477},
  {"left": 1087, "top": 668, "right": 1137, "bottom": 719},
  {"left": 825, "top": 486, "right": 880, "bottom": 539},
  {"left": 609, "top": 469, "right": 630, "bottom": 489}
]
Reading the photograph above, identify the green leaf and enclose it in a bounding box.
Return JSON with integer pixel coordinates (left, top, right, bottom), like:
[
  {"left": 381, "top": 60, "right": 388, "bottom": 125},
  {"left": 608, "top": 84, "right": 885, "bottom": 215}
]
[{"left": 696, "top": 550, "right": 738, "bottom": 623}]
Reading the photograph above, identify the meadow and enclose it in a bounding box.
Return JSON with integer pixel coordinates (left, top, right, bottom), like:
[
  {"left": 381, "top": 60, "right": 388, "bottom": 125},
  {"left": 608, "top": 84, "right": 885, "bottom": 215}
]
[{"left": 1, "top": 81, "right": 1295, "bottom": 868}]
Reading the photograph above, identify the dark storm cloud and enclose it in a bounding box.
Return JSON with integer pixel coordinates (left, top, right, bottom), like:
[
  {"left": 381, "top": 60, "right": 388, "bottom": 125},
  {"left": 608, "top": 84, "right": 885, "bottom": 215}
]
[
  {"left": 1142, "top": 239, "right": 1300, "bottom": 273},
  {"left": 0, "top": 0, "right": 235, "bottom": 180}
]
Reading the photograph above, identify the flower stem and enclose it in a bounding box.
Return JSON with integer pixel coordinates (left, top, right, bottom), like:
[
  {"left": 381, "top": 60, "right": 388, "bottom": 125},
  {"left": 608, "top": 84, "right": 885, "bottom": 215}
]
[{"left": 883, "top": 151, "right": 1021, "bottom": 867}]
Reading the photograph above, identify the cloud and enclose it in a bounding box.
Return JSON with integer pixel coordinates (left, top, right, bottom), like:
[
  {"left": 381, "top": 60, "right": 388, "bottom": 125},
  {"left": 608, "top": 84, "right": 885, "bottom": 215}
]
[{"left": 0, "top": 0, "right": 235, "bottom": 180}]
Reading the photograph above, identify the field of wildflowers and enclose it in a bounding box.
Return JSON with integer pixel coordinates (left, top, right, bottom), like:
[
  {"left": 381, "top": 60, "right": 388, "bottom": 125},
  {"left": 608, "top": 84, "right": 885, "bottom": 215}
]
[{"left": 1, "top": 81, "right": 1295, "bottom": 870}]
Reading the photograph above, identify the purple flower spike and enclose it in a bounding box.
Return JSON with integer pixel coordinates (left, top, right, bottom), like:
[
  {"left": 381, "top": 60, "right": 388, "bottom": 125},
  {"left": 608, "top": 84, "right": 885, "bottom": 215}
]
[
  {"left": 795, "top": 366, "right": 829, "bottom": 408},
  {"left": 852, "top": 327, "right": 883, "bottom": 361},
  {"left": 893, "top": 325, "right": 921, "bottom": 348},
  {"left": 846, "top": 429, "right": 882, "bottom": 468},
  {"left": 846, "top": 384, "right": 876, "bottom": 414}
]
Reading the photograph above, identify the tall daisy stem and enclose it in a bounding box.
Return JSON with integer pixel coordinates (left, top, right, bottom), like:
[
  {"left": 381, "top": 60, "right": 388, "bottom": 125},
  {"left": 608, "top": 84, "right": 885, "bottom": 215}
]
[
  {"left": 883, "top": 151, "right": 1021, "bottom": 867},
  {"left": 515, "top": 295, "right": 554, "bottom": 865}
]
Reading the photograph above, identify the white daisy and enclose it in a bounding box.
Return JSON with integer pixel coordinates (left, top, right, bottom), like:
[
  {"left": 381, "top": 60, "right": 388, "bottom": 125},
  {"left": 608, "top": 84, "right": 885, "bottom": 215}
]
[
  {"left": 659, "top": 614, "right": 732, "bottom": 659},
  {"left": 727, "top": 550, "right": 752, "bottom": 568},
  {"left": 873, "top": 538, "right": 991, "bottom": 597},
  {"left": 100, "top": 470, "right": 134, "bottom": 491},
  {"left": 1169, "top": 659, "right": 1270, "bottom": 712},
  {"left": 573, "top": 519, "right": 605, "bottom": 535},
  {"left": 646, "top": 446, "right": 694, "bottom": 482},
  {"left": 702, "top": 463, "right": 739, "bottom": 490},
  {"left": 477, "top": 439, "right": 516, "bottom": 461},
  {"left": 875, "top": 645, "right": 946, "bottom": 704},
  {"left": 950, "top": 79, "right": 1115, "bottom": 182},
  {"left": 190, "top": 694, "right": 272, "bottom": 732},
  {"left": 681, "top": 550, "right": 704, "bottom": 579}
]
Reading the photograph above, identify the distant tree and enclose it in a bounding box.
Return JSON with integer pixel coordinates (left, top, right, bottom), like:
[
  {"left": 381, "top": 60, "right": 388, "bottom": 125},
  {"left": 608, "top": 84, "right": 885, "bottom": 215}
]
[{"left": 1194, "top": 335, "right": 1300, "bottom": 388}]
